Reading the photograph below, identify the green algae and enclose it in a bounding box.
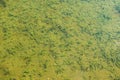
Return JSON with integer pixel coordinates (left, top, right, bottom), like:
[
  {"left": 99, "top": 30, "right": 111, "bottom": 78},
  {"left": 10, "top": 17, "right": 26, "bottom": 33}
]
[
  {"left": 0, "top": 0, "right": 6, "bottom": 7},
  {"left": 0, "top": 0, "right": 120, "bottom": 80},
  {"left": 115, "top": 4, "right": 120, "bottom": 13}
]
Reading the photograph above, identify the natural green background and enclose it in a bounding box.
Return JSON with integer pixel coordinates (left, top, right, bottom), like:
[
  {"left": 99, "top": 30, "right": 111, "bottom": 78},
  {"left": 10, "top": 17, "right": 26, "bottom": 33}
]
[{"left": 0, "top": 0, "right": 120, "bottom": 80}]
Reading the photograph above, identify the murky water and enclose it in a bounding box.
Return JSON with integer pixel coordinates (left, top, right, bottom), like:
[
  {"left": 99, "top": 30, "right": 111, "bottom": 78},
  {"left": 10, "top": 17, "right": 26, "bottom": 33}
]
[{"left": 0, "top": 0, "right": 120, "bottom": 80}]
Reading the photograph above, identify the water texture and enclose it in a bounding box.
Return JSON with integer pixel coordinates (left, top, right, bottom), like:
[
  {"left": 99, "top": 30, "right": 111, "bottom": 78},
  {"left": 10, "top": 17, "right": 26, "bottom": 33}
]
[{"left": 0, "top": 0, "right": 120, "bottom": 80}]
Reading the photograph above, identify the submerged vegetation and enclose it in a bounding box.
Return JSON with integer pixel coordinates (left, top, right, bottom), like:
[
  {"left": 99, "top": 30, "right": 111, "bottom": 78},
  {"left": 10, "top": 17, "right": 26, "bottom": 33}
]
[
  {"left": 115, "top": 5, "right": 120, "bottom": 13},
  {"left": 0, "top": 0, "right": 120, "bottom": 80},
  {"left": 0, "top": 0, "right": 6, "bottom": 7}
]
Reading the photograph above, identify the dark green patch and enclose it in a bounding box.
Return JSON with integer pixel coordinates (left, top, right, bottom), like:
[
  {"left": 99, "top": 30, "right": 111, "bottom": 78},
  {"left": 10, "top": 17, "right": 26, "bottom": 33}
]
[
  {"left": 0, "top": 67, "right": 10, "bottom": 76},
  {"left": 81, "top": 0, "right": 90, "bottom": 2},
  {"left": 115, "top": 5, "right": 120, "bottom": 13},
  {"left": 0, "top": 0, "right": 6, "bottom": 7}
]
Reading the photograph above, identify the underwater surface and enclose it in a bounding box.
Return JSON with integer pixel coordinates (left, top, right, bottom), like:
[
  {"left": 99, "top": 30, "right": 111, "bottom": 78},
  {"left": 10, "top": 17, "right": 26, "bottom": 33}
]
[{"left": 0, "top": 0, "right": 120, "bottom": 80}]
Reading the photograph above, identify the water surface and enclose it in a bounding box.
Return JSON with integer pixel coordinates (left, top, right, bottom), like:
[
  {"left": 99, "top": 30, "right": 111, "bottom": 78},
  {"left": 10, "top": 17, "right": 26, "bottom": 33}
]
[{"left": 0, "top": 0, "right": 120, "bottom": 80}]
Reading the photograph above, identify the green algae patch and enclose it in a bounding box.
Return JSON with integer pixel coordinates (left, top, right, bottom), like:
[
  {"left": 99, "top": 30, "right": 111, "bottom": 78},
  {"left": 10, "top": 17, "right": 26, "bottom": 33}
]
[
  {"left": 115, "top": 4, "right": 120, "bottom": 13},
  {"left": 0, "top": 0, "right": 120, "bottom": 80},
  {"left": 0, "top": 0, "right": 6, "bottom": 7}
]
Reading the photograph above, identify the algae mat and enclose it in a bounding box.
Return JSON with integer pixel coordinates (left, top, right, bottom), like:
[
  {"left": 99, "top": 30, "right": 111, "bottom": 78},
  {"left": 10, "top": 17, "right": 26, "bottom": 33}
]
[{"left": 0, "top": 0, "right": 120, "bottom": 80}]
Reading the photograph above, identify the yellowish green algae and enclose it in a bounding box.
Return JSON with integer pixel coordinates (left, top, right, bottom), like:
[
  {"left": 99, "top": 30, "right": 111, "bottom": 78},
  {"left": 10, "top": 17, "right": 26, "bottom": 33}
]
[{"left": 0, "top": 0, "right": 120, "bottom": 80}]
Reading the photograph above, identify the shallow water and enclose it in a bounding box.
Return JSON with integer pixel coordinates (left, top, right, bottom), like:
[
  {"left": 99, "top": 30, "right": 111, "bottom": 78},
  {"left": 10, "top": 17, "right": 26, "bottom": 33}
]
[{"left": 0, "top": 0, "right": 120, "bottom": 80}]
